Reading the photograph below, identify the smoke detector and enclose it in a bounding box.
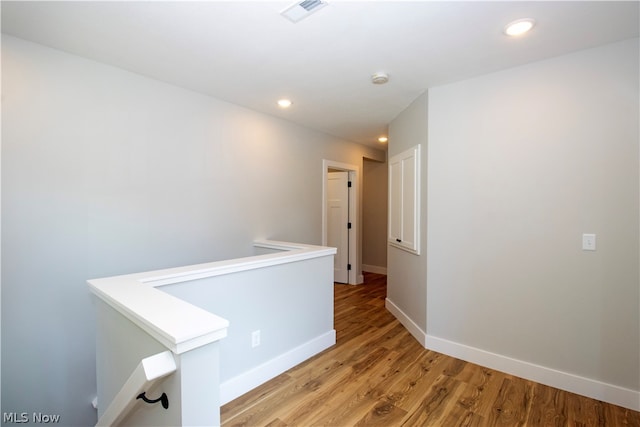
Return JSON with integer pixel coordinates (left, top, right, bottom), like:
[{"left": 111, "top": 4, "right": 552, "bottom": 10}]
[
  {"left": 281, "top": 0, "right": 328, "bottom": 23},
  {"left": 371, "top": 72, "right": 389, "bottom": 85}
]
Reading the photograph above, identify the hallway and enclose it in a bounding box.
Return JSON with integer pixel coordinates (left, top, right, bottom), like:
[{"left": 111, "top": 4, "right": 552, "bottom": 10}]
[{"left": 221, "top": 273, "right": 639, "bottom": 426}]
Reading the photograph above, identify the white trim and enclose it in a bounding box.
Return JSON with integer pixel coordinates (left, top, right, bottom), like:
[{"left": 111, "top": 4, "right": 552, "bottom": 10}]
[
  {"left": 385, "top": 298, "right": 426, "bottom": 347},
  {"left": 388, "top": 144, "right": 421, "bottom": 255},
  {"left": 362, "top": 264, "right": 387, "bottom": 275},
  {"left": 220, "top": 330, "right": 336, "bottom": 405},
  {"left": 322, "top": 160, "right": 360, "bottom": 285},
  {"left": 143, "top": 240, "right": 335, "bottom": 287},
  {"left": 425, "top": 335, "right": 640, "bottom": 412},
  {"left": 385, "top": 296, "right": 640, "bottom": 411},
  {"left": 88, "top": 240, "right": 336, "bottom": 354}
]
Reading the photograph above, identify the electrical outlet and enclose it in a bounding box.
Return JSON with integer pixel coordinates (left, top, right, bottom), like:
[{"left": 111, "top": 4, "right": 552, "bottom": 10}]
[
  {"left": 582, "top": 233, "right": 596, "bottom": 251},
  {"left": 251, "top": 330, "right": 261, "bottom": 348}
]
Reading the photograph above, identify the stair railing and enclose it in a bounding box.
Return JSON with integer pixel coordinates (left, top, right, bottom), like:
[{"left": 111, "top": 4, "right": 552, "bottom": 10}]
[{"left": 96, "top": 351, "right": 176, "bottom": 426}]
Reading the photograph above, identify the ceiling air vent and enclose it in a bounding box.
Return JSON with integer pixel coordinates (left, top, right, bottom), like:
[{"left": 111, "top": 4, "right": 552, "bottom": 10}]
[{"left": 281, "top": 0, "right": 328, "bottom": 23}]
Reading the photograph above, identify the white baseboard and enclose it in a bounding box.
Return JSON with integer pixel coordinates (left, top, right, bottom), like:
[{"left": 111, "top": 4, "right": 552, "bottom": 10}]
[
  {"left": 385, "top": 298, "right": 426, "bottom": 347},
  {"left": 220, "top": 330, "right": 336, "bottom": 405},
  {"left": 425, "top": 334, "right": 640, "bottom": 412},
  {"left": 362, "top": 264, "right": 387, "bottom": 275},
  {"left": 384, "top": 299, "right": 639, "bottom": 411}
]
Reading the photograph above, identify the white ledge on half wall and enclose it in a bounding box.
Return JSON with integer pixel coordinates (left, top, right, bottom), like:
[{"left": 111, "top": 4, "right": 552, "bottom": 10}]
[{"left": 88, "top": 240, "right": 336, "bottom": 355}]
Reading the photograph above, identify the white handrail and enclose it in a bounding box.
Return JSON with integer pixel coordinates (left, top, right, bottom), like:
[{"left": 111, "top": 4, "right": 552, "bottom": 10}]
[
  {"left": 88, "top": 240, "right": 331, "bottom": 354},
  {"left": 96, "top": 351, "right": 177, "bottom": 427}
]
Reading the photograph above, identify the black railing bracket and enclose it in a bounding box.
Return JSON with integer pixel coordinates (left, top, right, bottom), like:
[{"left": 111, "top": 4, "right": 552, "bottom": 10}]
[{"left": 137, "top": 391, "right": 169, "bottom": 409}]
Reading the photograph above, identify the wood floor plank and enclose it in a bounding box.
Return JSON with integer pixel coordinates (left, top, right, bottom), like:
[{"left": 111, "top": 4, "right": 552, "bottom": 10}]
[
  {"left": 488, "top": 377, "right": 532, "bottom": 426},
  {"left": 220, "top": 374, "right": 292, "bottom": 422},
  {"left": 264, "top": 418, "right": 288, "bottom": 427},
  {"left": 353, "top": 398, "right": 408, "bottom": 427},
  {"left": 440, "top": 403, "right": 486, "bottom": 427},
  {"left": 457, "top": 365, "right": 509, "bottom": 418},
  {"left": 383, "top": 352, "right": 462, "bottom": 413},
  {"left": 398, "top": 374, "right": 466, "bottom": 426},
  {"left": 297, "top": 349, "right": 401, "bottom": 426},
  {"left": 224, "top": 358, "right": 348, "bottom": 426},
  {"left": 565, "top": 394, "right": 607, "bottom": 427},
  {"left": 221, "top": 273, "right": 640, "bottom": 427},
  {"left": 524, "top": 382, "right": 568, "bottom": 426}
]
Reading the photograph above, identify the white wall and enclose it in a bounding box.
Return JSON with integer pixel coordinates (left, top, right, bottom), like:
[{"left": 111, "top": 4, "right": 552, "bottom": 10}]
[
  {"left": 162, "top": 254, "right": 334, "bottom": 404},
  {"left": 426, "top": 38, "right": 639, "bottom": 407},
  {"left": 1, "top": 35, "right": 384, "bottom": 425},
  {"left": 386, "top": 93, "right": 429, "bottom": 341}
]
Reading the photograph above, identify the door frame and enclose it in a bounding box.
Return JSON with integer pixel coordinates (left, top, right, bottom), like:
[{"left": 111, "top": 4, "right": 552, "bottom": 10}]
[{"left": 322, "top": 159, "right": 361, "bottom": 285}]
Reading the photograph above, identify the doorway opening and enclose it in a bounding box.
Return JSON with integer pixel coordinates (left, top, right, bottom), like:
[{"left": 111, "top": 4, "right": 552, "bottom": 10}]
[{"left": 322, "top": 160, "right": 361, "bottom": 285}]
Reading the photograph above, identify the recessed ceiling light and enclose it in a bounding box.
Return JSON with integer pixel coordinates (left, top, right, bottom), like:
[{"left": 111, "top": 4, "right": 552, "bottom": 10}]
[
  {"left": 504, "top": 18, "right": 536, "bottom": 36},
  {"left": 277, "top": 99, "right": 293, "bottom": 108},
  {"left": 378, "top": 136, "right": 388, "bottom": 143}
]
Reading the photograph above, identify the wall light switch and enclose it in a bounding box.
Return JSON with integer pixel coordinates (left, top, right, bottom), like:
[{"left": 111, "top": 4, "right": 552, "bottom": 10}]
[
  {"left": 582, "top": 234, "right": 596, "bottom": 251},
  {"left": 251, "top": 330, "right": 261, "bottom": 348}
]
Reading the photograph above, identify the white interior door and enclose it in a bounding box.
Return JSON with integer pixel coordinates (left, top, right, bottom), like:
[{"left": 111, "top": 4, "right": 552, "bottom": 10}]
[{"left": 327, "top": 171, "right": 349, "bottom": 283}]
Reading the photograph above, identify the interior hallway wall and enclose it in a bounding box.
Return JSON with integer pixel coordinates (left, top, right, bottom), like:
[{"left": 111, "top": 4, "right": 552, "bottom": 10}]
[
  {"left": 1, "top": 35, "right": 384, "bottom": 425},
  {"left": 386, "top": 92, "right": 429, "bottom": 341},
  {"left": 362, "top": 157, "right": 388, "bottom": 273},
  {"left": 427, "top": 38, "right": 639, "bottom": 404}
]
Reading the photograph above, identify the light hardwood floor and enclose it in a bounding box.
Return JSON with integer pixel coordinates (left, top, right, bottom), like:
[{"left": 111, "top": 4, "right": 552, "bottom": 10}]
[{"left": 221, "top": 273, "right": 640, "bottom": 426}]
